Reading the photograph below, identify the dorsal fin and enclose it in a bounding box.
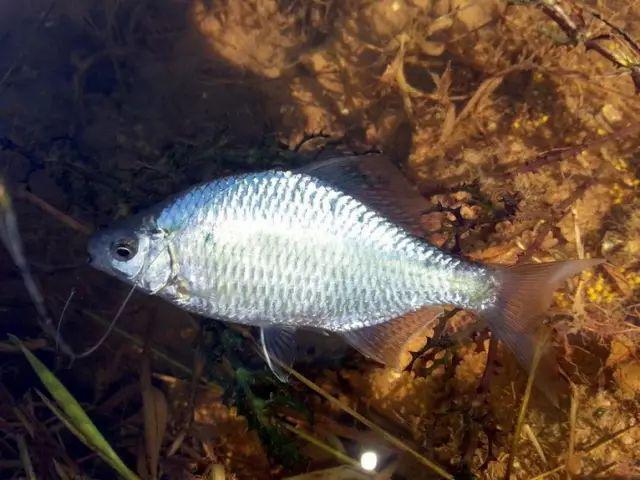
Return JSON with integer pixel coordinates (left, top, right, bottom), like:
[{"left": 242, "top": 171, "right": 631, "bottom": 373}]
[
  {"left": 340, "top": 306, "right": 444, "bottom": 369},
  {"left": 296, "top": 155, "right": 428, "bottom": 236}
]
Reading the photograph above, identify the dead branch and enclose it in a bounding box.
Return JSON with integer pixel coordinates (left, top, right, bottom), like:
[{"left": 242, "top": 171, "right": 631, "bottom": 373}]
[{"left": 510, "top": 0, "right": 640, "bottom": 92}]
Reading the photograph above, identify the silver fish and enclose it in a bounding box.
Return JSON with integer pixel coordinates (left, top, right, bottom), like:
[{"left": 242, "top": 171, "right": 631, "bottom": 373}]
[{"left": 88, "top": 155, "right": 601, "bottom": 389}]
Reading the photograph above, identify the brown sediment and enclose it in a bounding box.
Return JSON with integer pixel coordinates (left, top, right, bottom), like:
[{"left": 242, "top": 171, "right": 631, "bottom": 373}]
[{"left": 0, "top": 1, "right": 639, "bottom": 479}]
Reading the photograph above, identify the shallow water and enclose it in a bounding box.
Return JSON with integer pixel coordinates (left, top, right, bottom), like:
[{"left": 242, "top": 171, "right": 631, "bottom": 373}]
[{"left": 1, "top": 1, "right": 639, "bottom": 479}]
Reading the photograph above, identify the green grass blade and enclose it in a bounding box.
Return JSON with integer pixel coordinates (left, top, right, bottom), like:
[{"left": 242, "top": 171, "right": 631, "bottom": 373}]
[
  {"left": 10, "top": 335, "right": 140, "bottom": 480},
  {"left": 35, "top": 390, "right": 138, "bottom": 479},
  {"left": 35, "top": 390, "right": 91, "bottom": 446}
]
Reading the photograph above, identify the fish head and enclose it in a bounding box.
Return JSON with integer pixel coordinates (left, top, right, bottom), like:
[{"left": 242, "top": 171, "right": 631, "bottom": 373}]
[{"left": 87, "top": 215, "right": 172, "bottom": 293}]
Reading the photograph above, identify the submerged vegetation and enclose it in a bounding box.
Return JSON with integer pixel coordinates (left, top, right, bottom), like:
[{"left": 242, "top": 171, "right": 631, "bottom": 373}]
[{"left": 1, "top": 0, "right": 639, "bottom": 478}]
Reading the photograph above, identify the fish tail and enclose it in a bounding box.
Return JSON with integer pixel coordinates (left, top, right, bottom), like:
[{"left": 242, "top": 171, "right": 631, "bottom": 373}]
[{"left": 482, "top": 258, "right": 604, "bottom": 405}]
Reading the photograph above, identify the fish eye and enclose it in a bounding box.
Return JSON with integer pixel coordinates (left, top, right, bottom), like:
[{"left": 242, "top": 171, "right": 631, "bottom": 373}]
[{"left": 111, "top": 238, "right": 138, "bottom": 262}]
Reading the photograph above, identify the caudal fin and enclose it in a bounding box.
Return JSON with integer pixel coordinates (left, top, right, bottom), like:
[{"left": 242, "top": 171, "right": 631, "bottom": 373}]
[{"left": 482, "top": 258, "right": 604, "bottom": 405}]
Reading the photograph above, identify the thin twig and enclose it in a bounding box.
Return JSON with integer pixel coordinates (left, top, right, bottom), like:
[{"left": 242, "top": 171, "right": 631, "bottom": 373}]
[
  {"left": 580, "top": 423, "right": 640, "bottom": 455},
  {"left": 0, "top": 179, "right": 75, "bottom": 357},
  {"left": 479, "top": 335, "right": 500, "bottom": 393},
  {"left": 16, "top": 189, "right": 93, "bottom": 235},
  {"left": 271, "top": 357, "right": 454, "bottom": 480},
  {"left": 281, "top": 423, "right": 366, "bottom": 471},
  {"left": 523, "top": 424, "right": 548, "bottom": 465},
  {"left": 565, "top": 384, "right": 578, "bottom": 480},
  {"left": 566, "top": 384, "right": 578, "bottom": 479},
  {"left": 82, "top": 309, "right": 221, "bottom": 388},
  {"left": 82, "top": 315, "right": 375, "bottom": 475},
  {"left": 512, "top": 0, "right": 640, "bottom": 92},
  {"left": 498, "top": 123, "right": 640, "bottom": 180},
  {"left": 0, "top": 65, "right": 16, "bottom": 91},
  {"left": 505, "top": 330, "right": 550, "bottom": 479},
  {"left": 528, "top": 465, "right": 565, "bottom": 480},
  {"left": 528, "top": 420, "right": 640, "bottom": 479},
  {"left": 15, "top": 435, "right": 36, "bottom": 480}
]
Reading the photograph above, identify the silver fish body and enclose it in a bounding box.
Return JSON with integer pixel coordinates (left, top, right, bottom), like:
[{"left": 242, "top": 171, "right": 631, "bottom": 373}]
[
  {"left": 145, "top": 170, "right": 494, "bottom": 330},
  {"left": 88, "top": 156, "right": 602, "bottom": 391}
]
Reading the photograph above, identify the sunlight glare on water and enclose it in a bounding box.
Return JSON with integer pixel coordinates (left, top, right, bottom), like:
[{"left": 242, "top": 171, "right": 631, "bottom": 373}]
[{"left": 360, "top": 450, "right": 378, "bottom": 471}]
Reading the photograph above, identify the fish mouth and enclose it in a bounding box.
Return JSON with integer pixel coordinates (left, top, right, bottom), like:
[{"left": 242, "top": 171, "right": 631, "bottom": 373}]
[
  {"left": 86, "top": 234, "right": 99, "bottom": 266},
  {"left": 86, "top": 231, "right": 111, "bottom": 273}
]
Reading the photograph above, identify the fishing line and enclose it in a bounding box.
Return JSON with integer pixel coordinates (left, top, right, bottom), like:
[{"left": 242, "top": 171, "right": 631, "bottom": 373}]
[
  {"left": 74, "top": 228, "right": 173, "bottom": 358},
  {"left": 74, "top": 281, "right": 137, "bottom": 358},
  {"left": 56, "top": 288, "right": 75, "bottom": 352}
]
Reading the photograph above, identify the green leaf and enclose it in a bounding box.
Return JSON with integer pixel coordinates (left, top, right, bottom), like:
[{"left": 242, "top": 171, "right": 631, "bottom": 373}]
[
  {"left": 35, "top": 390, "right": 138, "bottom": 479},
  {"left": 9, "top": 335, "right": 140, "bottom": 480}
]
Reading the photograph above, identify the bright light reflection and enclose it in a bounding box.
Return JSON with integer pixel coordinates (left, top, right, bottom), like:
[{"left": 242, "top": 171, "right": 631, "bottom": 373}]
[{"left": 360, "top": 450, "right": 378, "bottom": 471}]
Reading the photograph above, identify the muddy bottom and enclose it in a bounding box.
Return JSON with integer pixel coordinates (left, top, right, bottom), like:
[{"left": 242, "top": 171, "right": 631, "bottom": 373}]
[{"left": 1, "top": 1, "right": 639, "bottom": 479}]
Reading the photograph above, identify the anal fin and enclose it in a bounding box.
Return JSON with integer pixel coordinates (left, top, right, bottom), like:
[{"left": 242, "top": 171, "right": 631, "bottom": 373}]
[
  {"left": 341, "top": 307, "right": 444, "bottom": 369},
  {"left": 260, "top": 326, "right": 297, "bottom": 382}
]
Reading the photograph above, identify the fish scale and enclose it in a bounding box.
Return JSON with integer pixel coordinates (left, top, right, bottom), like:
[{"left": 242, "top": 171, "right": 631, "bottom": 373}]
[{"left": 152, "top": 170, "right": 493, "bottom": 330}]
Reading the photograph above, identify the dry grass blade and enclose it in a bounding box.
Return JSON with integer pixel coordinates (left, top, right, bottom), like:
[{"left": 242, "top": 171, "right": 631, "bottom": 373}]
[
  {"left": 523, "top": 424, "right": 547, "bottom": 465},
  {"left": 0, "top": 179, "right": 75, "bottom": 357},
  {"left": 53, "top": 458, "right": 76, "bottom": 480},
  {"left": 528, "top": 465, "right": 565, "bottom": 480},
  {"left": 207, "top": 464, "right": 226, "bottom": 480},
  {"left": 566, "top": 385, "right": 578, "bottom": 479},
  {"left": 281, "top": 423, "right": 365, "bottom": 472},
  {"left": 505, "top": 329, "right": 550, "bottom": 479},
  {"left": 272, "top": 358, "right": 454, "bottom": 480},
  {"left": 581, "top": 423, "right": 640, "bottom": 453},
  {"left": 140, "top": 356, "right": 168, "bottom": 480},
  {"left": 16, "top": 188, "right": 93, "bottom": 235},
  {"left": 530, "top": 0, "right": 640, "bottom": 91},
  {"left": 283, "top": 466, "right": 372, "bottom": 480},
  {"left": 529, "top": 423, "right": 640, "bottom": 480},
  {"left": 0, "top": 338, "right": 47, "bottom": 353},
  {"left": 36, "top": 392, "right": 99, "bottom": 455},
  {"left": 83, "top": 309, "right": 222, "bottom": 391},
  {"left": 16, "top": 434, "right": 36, "bottom": 480},
  {"left": 0, "top": 182, "right": 47, "bottom": 320},
  {"left": 10, "top": 335, "right": 140, "bottom": 480},
  {"left": 453, "top": 75, "right": 504, "bottom": 128}
]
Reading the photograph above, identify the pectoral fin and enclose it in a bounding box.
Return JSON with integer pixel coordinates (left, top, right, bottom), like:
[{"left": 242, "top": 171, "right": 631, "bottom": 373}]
[
  {"left": 260, "top": 326, "right": 297, "bottom": 382},
  {"left": 341, "top": 306, "right": 444, "bottom": 369}
]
